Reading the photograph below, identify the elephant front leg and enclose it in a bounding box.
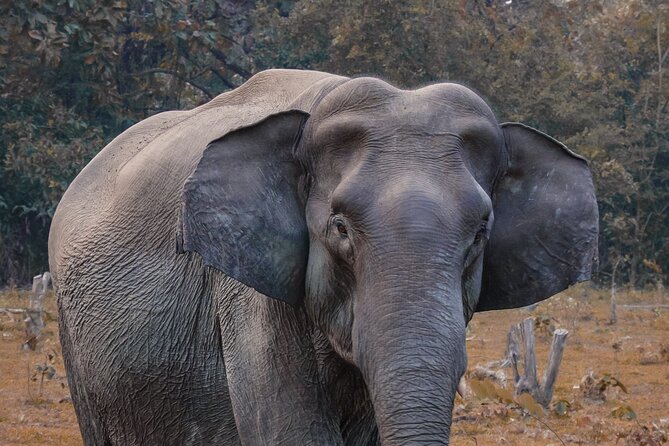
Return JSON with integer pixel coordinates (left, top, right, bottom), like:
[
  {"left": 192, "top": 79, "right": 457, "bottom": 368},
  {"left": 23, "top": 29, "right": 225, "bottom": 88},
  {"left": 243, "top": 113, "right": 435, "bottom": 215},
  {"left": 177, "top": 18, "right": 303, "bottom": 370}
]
[{"left": 217, "top": 279, "right": 343, "bottom": 445}]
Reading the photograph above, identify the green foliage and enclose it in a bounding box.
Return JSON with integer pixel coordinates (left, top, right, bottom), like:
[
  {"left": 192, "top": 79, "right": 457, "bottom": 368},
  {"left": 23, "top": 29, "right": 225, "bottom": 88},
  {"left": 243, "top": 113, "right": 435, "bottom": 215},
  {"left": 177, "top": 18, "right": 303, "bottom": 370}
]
[
  {"left": 0, "top": 0, "right": 254, "bottom": 284},
  {"left": 553, "top": 399, "right": 570, "bottom": 417},
  {"left": 611, "top": 404, "right": 637, "bottom": 421},
  {"left": 468, "top": 378, "right": 544, "bottom": 417},
  {"left": 1, "top": 0, "right": 668, "bottom": 287},
  {"left": 580, "top": 371, "right": 628, "bottom": 400},
  {"left": 0, "top": 100, "right": 104, "bottom": 282}
]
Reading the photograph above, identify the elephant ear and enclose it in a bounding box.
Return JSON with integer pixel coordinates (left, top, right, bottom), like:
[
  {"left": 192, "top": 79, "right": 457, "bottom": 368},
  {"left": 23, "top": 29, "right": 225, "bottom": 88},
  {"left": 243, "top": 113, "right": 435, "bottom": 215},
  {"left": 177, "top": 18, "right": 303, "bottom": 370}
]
[
  {"left": 477, "top": 123, "right": 598, "bottom": 312},
  {"left": 177, "top": 111, "right": 310, "bottom": 305}
]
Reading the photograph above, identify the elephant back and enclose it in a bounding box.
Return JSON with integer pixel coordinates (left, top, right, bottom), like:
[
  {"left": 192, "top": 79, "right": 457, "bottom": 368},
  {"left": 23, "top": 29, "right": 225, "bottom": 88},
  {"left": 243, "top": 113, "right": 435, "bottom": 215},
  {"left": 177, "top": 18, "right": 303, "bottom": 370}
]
[{"left": 48, "top": 69, "right": 344, "bottom": 286}]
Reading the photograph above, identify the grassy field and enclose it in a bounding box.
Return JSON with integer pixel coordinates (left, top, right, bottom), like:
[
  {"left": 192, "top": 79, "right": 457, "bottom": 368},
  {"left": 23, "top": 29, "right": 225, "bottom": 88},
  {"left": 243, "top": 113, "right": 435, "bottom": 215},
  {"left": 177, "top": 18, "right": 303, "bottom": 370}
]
[
  {"left": 0, "top": 285, "right": 667, "bottom": 445},
  {"left": 0, "top": 289, "right": 79, "bottom": 445}
]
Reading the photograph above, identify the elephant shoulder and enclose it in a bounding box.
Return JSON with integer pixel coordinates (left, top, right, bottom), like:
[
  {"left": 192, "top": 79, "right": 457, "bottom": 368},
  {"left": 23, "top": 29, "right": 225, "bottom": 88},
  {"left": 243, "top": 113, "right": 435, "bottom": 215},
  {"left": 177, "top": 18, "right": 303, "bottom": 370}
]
[
  {"left": 110, "top": 70, "right": 347, "bottom": 207},
  {"left": 57, "top": 69, "right": 342, "bottom": 218},
  {"left": 49, "top": 69, "right": 344, "bottom": 275},
  {"left": 48, "top": 109, "right": 191, "bottom": 276}
]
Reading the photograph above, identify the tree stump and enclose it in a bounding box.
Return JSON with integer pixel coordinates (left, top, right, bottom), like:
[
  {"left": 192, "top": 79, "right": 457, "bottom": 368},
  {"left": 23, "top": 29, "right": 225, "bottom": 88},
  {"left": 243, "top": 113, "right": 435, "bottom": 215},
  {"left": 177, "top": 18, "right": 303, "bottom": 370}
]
[
  {"left": 610, "top": 259, "right": 621, "bottom": 324},
  {"left": 506, "top": 317, "right": 569, "bottom": 408},
  {"left": 23, "top": 272, "right": 50, "bottom": 351}
]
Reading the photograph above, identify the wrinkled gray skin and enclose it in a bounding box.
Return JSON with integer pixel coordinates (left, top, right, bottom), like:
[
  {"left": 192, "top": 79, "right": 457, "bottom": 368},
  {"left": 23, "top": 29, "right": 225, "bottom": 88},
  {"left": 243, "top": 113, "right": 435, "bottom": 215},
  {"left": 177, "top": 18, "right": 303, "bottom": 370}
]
[{"left": 49, "top": 69, "right": 598, "bottom": 445}]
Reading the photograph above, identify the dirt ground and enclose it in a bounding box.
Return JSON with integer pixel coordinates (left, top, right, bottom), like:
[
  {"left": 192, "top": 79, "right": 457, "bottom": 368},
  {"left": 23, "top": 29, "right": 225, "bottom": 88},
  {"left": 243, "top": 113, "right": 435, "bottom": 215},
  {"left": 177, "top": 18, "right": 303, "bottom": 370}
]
[{"left": 0, "top": 285, "right": 667, "bottom": 445}]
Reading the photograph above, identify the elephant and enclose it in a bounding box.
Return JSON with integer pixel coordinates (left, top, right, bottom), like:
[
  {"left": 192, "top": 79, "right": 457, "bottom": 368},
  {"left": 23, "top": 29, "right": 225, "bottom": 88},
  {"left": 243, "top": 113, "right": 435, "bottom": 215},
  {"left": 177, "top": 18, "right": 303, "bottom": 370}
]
[{"left": 48, "top": 69, "right": 598, "bottom": 445}]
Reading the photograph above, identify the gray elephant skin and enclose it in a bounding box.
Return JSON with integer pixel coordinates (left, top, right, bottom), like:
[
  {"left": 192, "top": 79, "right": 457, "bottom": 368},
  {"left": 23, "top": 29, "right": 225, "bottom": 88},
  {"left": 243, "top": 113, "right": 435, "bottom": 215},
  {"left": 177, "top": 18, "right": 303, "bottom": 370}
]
[{"left": 48, "top": 69, "right": 598, "bottom": 445}]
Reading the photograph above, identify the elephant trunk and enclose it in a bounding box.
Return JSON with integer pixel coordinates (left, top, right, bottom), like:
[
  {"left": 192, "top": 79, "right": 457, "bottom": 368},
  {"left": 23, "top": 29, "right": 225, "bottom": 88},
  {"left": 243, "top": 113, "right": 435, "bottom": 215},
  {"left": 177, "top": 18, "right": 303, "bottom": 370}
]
[{"left": 353, "top": 275, "right": 467, "bottom": 445}]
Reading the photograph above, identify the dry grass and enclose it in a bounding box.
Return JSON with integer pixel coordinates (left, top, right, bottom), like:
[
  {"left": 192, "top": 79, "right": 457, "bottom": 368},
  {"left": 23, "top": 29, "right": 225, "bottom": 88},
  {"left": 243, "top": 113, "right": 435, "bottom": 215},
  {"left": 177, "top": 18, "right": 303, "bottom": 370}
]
[
  {"left": 0, "top": 290, "right": 80, "bottom": 446},
  {"left": 453, "top": 284, "right": 669, "bottom": 445},
  {"left": 0, "top": 284, "right": 667, "bottom": 445}
]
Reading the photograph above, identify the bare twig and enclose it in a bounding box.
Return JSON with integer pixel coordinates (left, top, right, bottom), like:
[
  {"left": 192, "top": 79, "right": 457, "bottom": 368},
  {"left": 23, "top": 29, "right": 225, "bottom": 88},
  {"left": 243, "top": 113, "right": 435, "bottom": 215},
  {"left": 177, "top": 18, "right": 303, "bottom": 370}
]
[
  {"left": 522, "top": 410, "right": 566, "bottom": 446},
  {"left": 208, "top": 48, "right": 252, "bottom": 80},
  {"left": 133, "top": 69, "right": 214, "bottom": 99},
  {"left": 619, "top": 304, "right": 669, "bottom": 309},
  {"left": 210, "top": 67, "right": 238, "bottom": 89},
  {"left": 0, "top": 308, "right": 28, "bottom": 314}
]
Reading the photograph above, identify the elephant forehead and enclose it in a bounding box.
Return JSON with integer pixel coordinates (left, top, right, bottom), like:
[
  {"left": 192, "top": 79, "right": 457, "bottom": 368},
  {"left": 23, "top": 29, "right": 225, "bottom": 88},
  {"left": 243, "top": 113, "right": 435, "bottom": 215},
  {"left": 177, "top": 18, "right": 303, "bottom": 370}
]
[
  {"left": 311, "top": 93, "right": 496, "bottom": 149},
  {"left": 311, "top": 107, "right": 489, "bottom": 177},
  {"left": 313, "top": 76, "right": 495, "bottom": 122},
  {"left": 305, "top": 78, "right": 504, "bottom": 194}
]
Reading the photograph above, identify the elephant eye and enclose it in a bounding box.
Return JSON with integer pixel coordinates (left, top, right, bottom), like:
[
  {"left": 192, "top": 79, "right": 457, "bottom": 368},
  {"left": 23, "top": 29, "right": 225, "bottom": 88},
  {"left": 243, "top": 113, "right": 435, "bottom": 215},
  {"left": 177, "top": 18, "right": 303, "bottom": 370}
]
[
  {"left": 474, "top": 221, "right": 488, "bottom": 244},
  {"left": 336, "top": 221, "right": 348, "bottom": 236},
  {"left": 329, "top": 214, "right": 350, "bottom": 239}
]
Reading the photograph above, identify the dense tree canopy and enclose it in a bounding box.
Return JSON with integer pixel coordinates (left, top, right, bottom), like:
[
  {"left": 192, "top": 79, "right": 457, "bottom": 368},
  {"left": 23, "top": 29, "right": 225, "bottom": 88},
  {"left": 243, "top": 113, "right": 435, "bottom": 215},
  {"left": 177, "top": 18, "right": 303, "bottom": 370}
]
[{"left": 1, "top": 0, "right": 667, "bottom": 289}]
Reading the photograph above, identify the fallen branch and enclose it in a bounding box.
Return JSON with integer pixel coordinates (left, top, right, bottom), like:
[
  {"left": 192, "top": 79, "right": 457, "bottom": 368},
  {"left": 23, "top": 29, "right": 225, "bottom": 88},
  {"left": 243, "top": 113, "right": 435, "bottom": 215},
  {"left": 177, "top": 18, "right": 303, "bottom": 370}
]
[
  {"left": 618, "top": 304, "right": 669, "bottom": 309},
  {"left": 0, "top": 308, "right": 29, "bottom": 314}
]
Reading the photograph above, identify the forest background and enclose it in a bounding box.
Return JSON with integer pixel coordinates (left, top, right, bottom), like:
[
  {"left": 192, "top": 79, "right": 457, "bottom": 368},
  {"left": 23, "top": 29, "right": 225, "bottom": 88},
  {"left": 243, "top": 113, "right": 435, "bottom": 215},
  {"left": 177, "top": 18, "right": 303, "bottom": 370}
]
[{"left": 1, "top": 0, "right": 667, "bottom": 290}]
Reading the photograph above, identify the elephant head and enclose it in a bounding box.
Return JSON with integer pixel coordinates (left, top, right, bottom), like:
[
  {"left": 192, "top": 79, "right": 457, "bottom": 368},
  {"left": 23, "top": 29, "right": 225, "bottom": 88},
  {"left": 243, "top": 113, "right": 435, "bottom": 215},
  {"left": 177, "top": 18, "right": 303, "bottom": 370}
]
[{"left": 177, "top": 71, "right": 598, "bottom": 444}]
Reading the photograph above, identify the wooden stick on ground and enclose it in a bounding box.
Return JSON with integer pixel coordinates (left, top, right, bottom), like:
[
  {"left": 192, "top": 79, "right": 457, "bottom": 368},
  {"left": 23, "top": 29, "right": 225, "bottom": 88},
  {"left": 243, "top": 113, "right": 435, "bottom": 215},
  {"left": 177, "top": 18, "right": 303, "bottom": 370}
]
[
  {"left": 0, "top": 308, "right": 29, "bottom": 314},
  {"left": 618, "top": 304, "right": 669, "bottom": 309}
]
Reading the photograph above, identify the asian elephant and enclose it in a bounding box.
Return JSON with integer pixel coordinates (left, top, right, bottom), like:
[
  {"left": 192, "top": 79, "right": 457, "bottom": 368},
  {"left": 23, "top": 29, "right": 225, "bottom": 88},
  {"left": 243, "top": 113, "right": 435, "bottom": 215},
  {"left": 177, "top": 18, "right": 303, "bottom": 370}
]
[{"left": 48, "top": 69, "right": 598, "bottom": 445}]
